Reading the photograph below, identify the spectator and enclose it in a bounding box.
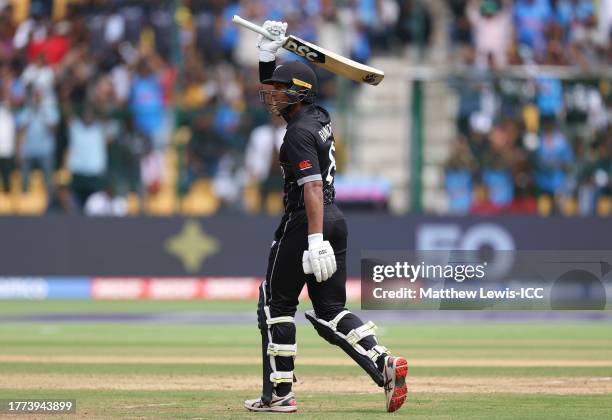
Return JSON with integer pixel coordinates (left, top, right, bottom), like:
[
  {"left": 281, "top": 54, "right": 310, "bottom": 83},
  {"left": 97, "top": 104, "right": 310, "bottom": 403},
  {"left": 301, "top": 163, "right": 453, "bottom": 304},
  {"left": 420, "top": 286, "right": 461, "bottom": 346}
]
[
  {"left": 395, "top": 0, "right": 432, "bottom": 48},
  {"left": 0, "top": 5, "right": 16, "bottom": 62},
  {"left": 129, "top": 57, "right": 166, "bottom": 149},
  {"left": 566, "top": 1, "right": 603, "bottom": 68},
  {"left": 114, "top": 116, "right": 150, "bottom": 197},
  {"left": 467, "top": 111, "right": 493, "bottom": 166},
  {"left": 213, "top": 152, "right": 244, "bottom": 212},
  {"left": 445, "top": 135, "right": 477, "bottom": 214},
  {"left": 449, "top": 0, "right": 473, "bottom": 46},
  {"left": 576, "top": 136, "right": 612, "bottom": 216},
  {"left": 599, "top": 0, "right": 612, "bottom": 47},
  {"left": 471, "top": 183, "right": 503, "bottom": 214},
  {"left": 450, "top": 48, "right": 484, "bottom": 136},
  {"left": 140, "top": 139, "right": 163, "bottom": 196},
  {"left": 43, "top": 22, "right": 71, "bottom": 67},
  {"left": 536, "top": 75, "right": 564, "bottom": 118},
  {"left": 182, "top": 109, "right": 226, "bottom": 193},
  {"left": 482, "top": 168, "right": 514, "bottom": 208},
  {"left": 66, "top": 106, "right": 108, "bottom": 207},
  {"left": 21, "top": 53, "right": 54, "bottom": 101},
  {"left": 12, "top": 5, "right": 47, "bottom": 51},
  {"left": 366, "top": 0, "right": 400, "bottom": 51},
  {"left": 535, "top": 117, "right": 574, "bottom": 197},
  {"left": 104, "top": 5, "right": 126, "bottom": 46},
  {"left": 107, "top": 48, "right": 131, "bottom": 105},
  {"left": 244, "top": 115, "right": 286, "bottom": 212},
  {"left": 509, "top": 175, "right": 538, "bottom": 213},
  {"left": 0, "top": 0, "right": 609, "bottom": 218},
  {"left": 513, "top": 0, "right": 553, "bottom": 58},
  {"left": 554, "top": 0, "right": 595, "bottom": 38},
  {"left": 466, "top": 0, "right": 512, "bottom": 69},
  {"left": 0, "top": 87, "right": 15, "bottom": 193},
  {"left": 18, "top": 88, "right": 58, "bottom": 193}
]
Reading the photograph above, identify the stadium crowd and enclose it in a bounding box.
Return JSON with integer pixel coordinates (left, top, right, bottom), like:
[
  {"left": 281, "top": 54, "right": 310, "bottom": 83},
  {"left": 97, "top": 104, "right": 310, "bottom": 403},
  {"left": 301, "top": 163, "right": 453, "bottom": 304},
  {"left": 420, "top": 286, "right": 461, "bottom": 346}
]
[
  {"left": 445, "top": 0, "right": 612, "bottom": 216},
  {"left": 0, "top": 0, "right": 423, "bottom": 215},
  {"left": 0, "top": 0, "right": 610, "bottom": 216}
]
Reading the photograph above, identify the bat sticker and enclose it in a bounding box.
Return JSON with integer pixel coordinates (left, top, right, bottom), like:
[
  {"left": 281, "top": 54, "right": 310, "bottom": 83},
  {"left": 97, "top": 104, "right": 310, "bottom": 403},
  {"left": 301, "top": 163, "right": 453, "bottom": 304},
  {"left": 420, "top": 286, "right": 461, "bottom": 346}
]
[
  {"left": 283, "top": 38, "right": 326, "bottom": 63},
  {"left": 362, "top": 73, "right": 379, "bottom": 84}
]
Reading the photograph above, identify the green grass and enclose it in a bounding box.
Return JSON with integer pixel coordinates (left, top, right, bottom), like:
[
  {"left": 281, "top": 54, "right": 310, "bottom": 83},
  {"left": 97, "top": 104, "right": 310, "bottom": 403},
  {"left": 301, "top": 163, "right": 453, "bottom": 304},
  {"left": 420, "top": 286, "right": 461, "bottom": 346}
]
[
  {"left": 0, "top": 301, "right": 611, "bottom": 418},
  {"left": 0, "top": 390, "right": 609, "bottom": 419},
  {"left": 1, "top": 362, "right": 610, "bottom": 378},
  {"left": 0, "top": 299, "right": 265, "bottom": 315}
]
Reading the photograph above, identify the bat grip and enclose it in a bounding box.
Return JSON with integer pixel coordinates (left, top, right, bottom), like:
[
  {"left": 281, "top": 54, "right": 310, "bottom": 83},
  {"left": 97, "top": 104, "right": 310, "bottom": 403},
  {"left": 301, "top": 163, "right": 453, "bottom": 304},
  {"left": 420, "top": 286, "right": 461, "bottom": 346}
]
[{"left": 232, "top": 15, "right": 274, "bottom": 41}]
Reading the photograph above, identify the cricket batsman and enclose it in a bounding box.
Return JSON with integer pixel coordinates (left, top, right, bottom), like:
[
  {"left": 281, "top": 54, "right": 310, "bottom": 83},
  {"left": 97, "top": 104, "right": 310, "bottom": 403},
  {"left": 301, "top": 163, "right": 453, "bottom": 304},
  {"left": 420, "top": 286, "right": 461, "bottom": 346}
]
[{"left": 243, "top": 20, "right": 408, "bottom": 413}]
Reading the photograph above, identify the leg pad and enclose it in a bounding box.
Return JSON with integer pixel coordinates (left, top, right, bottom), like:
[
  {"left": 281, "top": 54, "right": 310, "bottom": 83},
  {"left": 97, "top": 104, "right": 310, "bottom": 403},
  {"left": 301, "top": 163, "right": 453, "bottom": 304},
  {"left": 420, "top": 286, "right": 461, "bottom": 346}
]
[{"left": 305, "top": 310, "right": 384, "bottom": 386}]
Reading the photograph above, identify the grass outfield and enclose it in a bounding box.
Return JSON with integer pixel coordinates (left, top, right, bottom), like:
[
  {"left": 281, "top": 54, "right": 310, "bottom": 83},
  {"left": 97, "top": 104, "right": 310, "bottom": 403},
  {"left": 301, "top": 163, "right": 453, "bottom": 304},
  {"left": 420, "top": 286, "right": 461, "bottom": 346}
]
[
  {"left": 0, "top": 299, "right": 277, "bottom": 315},
  {"left": 0, "top": 301, "right": 611, "bottom": 419}
]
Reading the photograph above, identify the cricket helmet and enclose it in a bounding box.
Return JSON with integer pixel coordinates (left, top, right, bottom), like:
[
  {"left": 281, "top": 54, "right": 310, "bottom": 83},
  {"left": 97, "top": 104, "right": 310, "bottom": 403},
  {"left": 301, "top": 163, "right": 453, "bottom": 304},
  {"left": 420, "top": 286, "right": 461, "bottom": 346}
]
[{"left": 260, "top": 61, "right": 317, "bottom": 116}]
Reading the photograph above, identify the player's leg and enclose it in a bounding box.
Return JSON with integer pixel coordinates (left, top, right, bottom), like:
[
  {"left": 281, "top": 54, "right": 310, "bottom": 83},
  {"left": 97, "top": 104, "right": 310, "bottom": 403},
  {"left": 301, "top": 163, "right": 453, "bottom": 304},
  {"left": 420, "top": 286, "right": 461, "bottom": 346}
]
[
  {"left": 305, "top": 209, "right": 408, "bottom": 412},
  {"left": 245, "top": 278, "right": 298, "bottom": 413},
  {"left": 305, "top": 216, "right": 387, "bottom": 385},
  {"left": 245, "top": 216, "right": 306, "bottom": 412}
]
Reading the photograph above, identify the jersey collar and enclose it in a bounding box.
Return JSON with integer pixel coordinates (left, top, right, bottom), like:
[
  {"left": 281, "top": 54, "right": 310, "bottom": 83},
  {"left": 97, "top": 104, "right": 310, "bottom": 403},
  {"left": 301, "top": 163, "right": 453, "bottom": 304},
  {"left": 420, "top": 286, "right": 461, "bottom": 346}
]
[{"left": 286, "top": 103, "right": 315, "bottom": 127}]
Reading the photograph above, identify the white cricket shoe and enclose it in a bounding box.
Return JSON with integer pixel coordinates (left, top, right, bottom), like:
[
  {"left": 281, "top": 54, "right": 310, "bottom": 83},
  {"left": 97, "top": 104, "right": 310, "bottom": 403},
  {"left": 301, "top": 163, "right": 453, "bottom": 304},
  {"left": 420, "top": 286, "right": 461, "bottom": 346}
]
[
  {"left": 383, "top": 355, "right": 408, "bottom": 412},
  {"left": 244, "top": 391, "right": 297, "bottom": 413}
]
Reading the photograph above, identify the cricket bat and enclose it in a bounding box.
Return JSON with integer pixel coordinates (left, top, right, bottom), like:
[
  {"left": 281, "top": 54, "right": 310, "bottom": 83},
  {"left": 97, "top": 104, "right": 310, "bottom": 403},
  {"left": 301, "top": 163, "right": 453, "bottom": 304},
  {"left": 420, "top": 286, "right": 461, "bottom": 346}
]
[{"left": 232, "top": 15, "right": 385, "bottom": 86}]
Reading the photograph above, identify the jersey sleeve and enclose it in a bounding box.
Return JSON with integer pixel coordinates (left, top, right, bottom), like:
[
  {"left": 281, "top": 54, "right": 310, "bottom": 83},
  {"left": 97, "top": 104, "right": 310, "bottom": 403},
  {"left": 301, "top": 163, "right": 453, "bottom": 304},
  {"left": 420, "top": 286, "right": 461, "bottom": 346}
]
[
  {"left": 259, "top": 60, "right": 276, "bottom": 83},
  {"left": 285, "top": 128, "right": 322, "bottom": 186}
]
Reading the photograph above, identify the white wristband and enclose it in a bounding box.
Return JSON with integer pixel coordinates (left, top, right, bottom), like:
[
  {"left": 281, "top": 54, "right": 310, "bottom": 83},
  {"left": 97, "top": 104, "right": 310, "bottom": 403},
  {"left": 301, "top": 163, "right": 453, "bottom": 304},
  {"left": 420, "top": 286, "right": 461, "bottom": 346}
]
[
  {"left": 259, "top": 50, "right": 276, "bottom": 62},
  {"left": 308, "top": 233, "right": 323, "bottom": 247}
]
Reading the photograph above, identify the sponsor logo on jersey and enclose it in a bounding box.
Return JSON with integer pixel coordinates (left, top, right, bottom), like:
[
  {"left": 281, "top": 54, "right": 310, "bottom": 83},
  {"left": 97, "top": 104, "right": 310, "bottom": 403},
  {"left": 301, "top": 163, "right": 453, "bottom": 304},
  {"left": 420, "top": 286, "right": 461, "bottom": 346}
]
[
  {"left": 299, "top": 160, "right": 312, "bottom": 170},
  {"left": 318, "top": 123, "right": 333, "bottom": 142}
]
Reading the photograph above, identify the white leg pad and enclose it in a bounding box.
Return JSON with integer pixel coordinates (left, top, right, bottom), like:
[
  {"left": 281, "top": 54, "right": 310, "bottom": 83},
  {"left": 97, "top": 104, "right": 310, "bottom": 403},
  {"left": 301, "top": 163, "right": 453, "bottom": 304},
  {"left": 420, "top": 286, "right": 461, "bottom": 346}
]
[{"left": 263, "top": 306, "right": 297, "bottom": 388}]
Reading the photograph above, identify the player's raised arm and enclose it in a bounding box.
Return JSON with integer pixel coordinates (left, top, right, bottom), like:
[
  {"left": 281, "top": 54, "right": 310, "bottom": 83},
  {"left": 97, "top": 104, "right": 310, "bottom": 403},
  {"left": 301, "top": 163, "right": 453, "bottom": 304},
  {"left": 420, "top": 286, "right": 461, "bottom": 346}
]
[{"left": 257, "top": 21, "right": 287, "bottom": 82}]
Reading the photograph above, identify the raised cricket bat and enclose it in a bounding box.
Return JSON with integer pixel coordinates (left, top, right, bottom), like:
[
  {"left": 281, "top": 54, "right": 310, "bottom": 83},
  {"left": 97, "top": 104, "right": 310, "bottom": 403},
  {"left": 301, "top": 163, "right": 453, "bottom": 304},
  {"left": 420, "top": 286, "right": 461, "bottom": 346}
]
[{"left": 232, "top": 15, "right": 384, "bottom": 86}]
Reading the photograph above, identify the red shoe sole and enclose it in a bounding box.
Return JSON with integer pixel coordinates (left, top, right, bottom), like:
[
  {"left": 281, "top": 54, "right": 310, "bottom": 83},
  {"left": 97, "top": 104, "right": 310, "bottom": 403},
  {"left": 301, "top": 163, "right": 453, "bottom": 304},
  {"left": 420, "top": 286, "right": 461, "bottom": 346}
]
[{"left": 388, "top": 357, "right": 408, "bottom": 413}]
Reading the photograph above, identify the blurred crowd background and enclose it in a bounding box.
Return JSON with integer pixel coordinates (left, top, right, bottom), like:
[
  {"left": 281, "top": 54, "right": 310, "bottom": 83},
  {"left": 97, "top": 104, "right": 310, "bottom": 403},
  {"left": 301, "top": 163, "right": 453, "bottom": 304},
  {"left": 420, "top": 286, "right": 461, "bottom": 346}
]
[
  {"left": 445, "top": 0, "right": 612, "bottom": 216},
  {"left": 0, "top": 0, "right": 610, "bottom": 217}
]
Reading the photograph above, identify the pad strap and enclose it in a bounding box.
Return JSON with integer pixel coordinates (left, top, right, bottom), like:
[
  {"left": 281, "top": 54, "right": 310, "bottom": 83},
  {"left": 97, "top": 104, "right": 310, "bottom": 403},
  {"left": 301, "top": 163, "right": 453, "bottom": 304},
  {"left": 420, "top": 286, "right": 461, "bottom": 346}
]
[
  {"left": 267, "top": 343, "right": 298, "bottom": 357},
  {"left": 270, "top": 371, "right": 294, "bottom": 383},
  {"left": 266, "top": 316, "right": 295, "bottom": 325},
  {"left": 367, "top": 345, "right": 388, "bottom": 362},
  {"left": 328, "top": 310, "right": 351, "bottom": 331},
  {"left": 346, "top": 321, "right": 377, "bottom": 345}
]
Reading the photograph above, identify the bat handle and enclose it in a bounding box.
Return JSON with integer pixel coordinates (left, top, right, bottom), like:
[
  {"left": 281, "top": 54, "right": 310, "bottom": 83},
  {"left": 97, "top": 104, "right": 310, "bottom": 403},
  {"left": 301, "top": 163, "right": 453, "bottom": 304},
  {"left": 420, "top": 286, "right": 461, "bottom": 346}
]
[{"left": 232, "top": 15, "right": 274, "bottom": 41}]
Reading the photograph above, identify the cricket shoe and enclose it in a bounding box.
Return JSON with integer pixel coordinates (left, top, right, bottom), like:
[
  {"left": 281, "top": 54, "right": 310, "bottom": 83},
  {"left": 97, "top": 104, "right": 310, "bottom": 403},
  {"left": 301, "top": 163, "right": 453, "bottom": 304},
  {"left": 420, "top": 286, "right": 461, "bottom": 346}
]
[
  {"left": 244, "top": 392, "right": 297, "bottom": 413},
  {"left": 383, "top": 355, "right": 408, "bottom": 412}
]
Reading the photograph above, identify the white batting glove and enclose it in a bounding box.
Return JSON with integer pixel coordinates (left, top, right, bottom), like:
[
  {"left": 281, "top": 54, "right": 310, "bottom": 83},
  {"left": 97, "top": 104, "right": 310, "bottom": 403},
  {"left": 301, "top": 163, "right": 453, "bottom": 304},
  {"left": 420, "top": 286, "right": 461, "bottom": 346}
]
[
  {"left": 257, "top": 20, "right": 287, "bottom": 62},
  {"left": 302, "top": 233, "right": 337, "bottom": 282}
]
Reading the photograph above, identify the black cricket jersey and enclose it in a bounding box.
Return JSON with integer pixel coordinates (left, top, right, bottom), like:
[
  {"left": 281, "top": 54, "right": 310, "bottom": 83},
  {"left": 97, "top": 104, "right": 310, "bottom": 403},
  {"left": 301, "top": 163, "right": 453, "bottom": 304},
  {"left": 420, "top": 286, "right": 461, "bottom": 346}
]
[
  {"left": 279, "top": 104, "right": 337, "bottom": 212},
  {"left": 260, "top": 61, "right": 337, "bottom": 214}
]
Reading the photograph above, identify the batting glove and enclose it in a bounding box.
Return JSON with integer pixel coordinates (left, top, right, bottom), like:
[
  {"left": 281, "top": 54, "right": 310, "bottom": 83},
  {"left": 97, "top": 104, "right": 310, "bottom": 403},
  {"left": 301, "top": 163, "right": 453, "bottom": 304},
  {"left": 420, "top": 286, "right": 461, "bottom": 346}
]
[
  {"left": 257, "top": 20, "right": 287, "bottom": 62},
  {"left": 302, "top": 233, "right": 337, "bottom": 282}
]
